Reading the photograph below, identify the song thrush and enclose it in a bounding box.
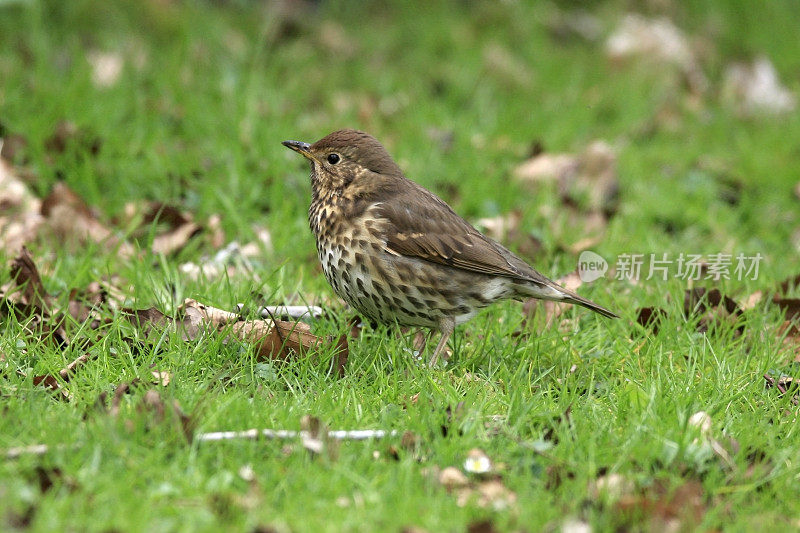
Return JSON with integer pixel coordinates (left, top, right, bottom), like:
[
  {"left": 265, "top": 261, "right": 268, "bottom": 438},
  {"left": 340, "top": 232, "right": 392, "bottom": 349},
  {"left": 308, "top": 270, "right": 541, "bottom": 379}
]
[{"left": 283, "top": 129, "right": 617, "bottom": 365}]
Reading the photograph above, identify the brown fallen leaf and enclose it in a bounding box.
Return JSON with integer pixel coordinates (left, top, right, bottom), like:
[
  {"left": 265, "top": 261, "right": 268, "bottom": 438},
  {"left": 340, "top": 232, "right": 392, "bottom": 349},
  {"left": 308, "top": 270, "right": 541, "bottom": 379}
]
[
  {"left": 439, "top": 467, "right": 469, "bottom": 490},
  {"left": 613, "top": 480, "right": 705, "bottom": 531},
  {"left": 513, "top": 152, "right": 578, "bottom": 186},
  {"left": 9, "top": 246, "right": 53, "bottom": 312},
  {"left": 514, "top": 141, "right": 618, "bottom": 252},
  {"left": 456, "top": 479, "right": 517, "bottom": 510},
  {"left": 722, "top": 56, "right": 796, "bottom": 116},
  {"left": 514, "top": 141, "right": 618, "bottom": 216},
  {"left": 466, "top": 520, "right": 499, "bottom": 533},
  {"left": 151, "top": 220, "right": 201, "bottom": 255},
  {"left": 66, "top": 277, "right": 125, "bottom": 330},
  {"left": 0, "top": 158, "right": 43, "bottom": 253},
  {"left": 606, "top": 14, "right": 707, "bottom": 94},
  {"left": 483, "top": 42, "right": 533, "bottom": 87},
  {"left": 43, "top": 120, "right": 101, "bottom": 157},
  {"left": 41, "top": 182, "right": 133, "bottom": 256},
  {"left": 2, "top": 248, "right": 70, "bottom": 347},
  {"left": 125, "top": 299, "right": 348, "bottom": 376},
  {"left": 683, "top": 287, "right": 743, "bottom": 335},
  {"left": 740, "top": 290, "right": 763, "bottom": 311},
  {"left": 560, "top": 140, "right": 619, "bottom": 218},
  {"left": 635, "top": 307, "right": 667, "bottom": 334},
  {"left": 773, "top": 296, "right": 800, "bottom": 322},
  {"left": 123, "top": 306, "right": 198, "bottom": 340},
  {"left": 127, "top": 201, "right": 214, "bottom": 255},
  {"left": 0, "top": 129, "right": 30, "bottom": 163},
  {"left": 32, "top": 374, "right": 70, "bottom": 401}
]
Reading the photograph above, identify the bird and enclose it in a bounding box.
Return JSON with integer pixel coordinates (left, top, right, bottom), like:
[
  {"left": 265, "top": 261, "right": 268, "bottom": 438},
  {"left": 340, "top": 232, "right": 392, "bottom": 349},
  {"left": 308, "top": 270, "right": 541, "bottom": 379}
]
[{"left": 283, "top": 129, "right": 617, "bottom": 365}]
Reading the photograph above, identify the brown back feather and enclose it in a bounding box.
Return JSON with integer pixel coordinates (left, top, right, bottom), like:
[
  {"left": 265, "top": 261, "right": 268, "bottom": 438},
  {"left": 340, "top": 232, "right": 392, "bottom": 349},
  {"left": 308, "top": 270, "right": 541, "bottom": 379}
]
[{"left": 374, "top": 178, "right": 553, "bottom": 286}]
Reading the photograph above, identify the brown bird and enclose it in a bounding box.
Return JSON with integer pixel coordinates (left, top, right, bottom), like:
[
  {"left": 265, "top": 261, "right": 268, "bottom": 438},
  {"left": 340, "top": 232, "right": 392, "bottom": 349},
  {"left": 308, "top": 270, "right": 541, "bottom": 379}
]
[{"left": 283, "top": 129, "right": 617, "bottom": 365}]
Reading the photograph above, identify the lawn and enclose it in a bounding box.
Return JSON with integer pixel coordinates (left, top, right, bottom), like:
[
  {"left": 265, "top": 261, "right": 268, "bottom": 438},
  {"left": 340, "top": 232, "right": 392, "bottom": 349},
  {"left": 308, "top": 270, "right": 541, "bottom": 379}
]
[{"left": 2, "top": 0, "right": 800, "bottom": 531}]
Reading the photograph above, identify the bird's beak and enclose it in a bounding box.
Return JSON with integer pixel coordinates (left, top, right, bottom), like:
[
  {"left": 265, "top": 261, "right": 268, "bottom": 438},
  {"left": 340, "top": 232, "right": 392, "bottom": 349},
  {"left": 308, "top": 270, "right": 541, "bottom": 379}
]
[{"left": 282, "top": 140, "right": 313, "bottom": 160}]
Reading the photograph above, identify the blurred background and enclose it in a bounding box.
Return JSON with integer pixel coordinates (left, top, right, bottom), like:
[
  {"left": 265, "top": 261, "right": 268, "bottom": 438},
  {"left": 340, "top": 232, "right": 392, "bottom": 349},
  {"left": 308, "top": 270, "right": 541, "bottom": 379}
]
[{"left": 1, "top": 0, "right": 798, "bottom": 297}]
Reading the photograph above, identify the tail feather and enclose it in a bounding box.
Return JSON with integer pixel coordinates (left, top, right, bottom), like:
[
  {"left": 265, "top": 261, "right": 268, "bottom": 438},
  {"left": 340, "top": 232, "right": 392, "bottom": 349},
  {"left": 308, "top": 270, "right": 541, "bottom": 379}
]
[
  {"left": 560, "top": 294, "right": 618, "bottom": 319},
  {"left": 516, "top": 279, "right": 618, "bottom": 319}
]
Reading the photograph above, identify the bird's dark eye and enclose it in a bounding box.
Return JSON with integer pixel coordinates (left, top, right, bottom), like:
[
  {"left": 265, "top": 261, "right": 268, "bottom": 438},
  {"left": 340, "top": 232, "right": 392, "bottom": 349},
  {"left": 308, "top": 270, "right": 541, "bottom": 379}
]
[{"left": 327, "top": 153, "right": 341, "bottom": 165}]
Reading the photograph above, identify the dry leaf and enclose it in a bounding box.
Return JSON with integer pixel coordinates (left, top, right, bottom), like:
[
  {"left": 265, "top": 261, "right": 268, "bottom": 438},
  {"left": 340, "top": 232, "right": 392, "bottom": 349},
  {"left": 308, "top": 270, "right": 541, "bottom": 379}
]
[
  {"left": 513, "top": 153, "right": 578, "bottom": 185},
  {"left": 43, "top": 121, "right": 101, "bottom": 156},
  {"left": 151, "top": 371, "right": 171, "bottom": 386},
  {"left": 723, "top": 56, "right": 796, "bottom": 115},
  {"left": 606, "top": 14, "right": 707, "bottom": 93},
  {"left": 438, "top": 467, "right": 468, "bottom": 489},
  {"left": 125, "top": 299, "right": 348, "bottom": 376},
  {"left": 0, "top": 131, "right": 30, "bottom": 163},
  {"left": 482, "top": 42, "right": 532, "bottom": 86},
  {"left": 317, "top": 21, "right": 358, "bottom": 57},
  {"left": 87, "top": 51, "right": 124, "bottom": 88},
  {"left": 9, "top": 246, "right": 53, "bottom": 311},
  {"left": 740, "top": 290, "right": 764, "bottom": 310},
  {"left": 589, "top": 473, "right": 635, "bottom": 500},
  {"left": 151, "top": 220, "right": 201, "bottom": 255},
  {"left": 41, "top": 182, "right": 133, "bottom": 256},
  {"left": 546, "top": 9, "right": 602, "bottom": 43},
  {"left": 2, "top": 248, "right": 70, "bottom": 347},
  {"left": 0, "top": 158, "right": 43, "bottom": 253},
  {"left": 459, "top": 479, "right": 517, "bottom": 510},
  {"left": 614, "top": 480, "right": 705, "bottom": 530},
  {"left": 635, "top": 307, "right": 667, "bottom": 334},
  {"left": 683, "top": 288, "right": 743, "bottom": 334},
  {"left": 513, "top": 140, "right": 618, "bottom": 250}
]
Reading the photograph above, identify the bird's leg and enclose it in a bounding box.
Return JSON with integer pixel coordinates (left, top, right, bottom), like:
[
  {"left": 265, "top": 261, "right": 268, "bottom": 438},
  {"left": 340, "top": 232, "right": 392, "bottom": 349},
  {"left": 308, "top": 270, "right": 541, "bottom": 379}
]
[{"left": 429, "top": 316, "right": 455, "bottom": 367}]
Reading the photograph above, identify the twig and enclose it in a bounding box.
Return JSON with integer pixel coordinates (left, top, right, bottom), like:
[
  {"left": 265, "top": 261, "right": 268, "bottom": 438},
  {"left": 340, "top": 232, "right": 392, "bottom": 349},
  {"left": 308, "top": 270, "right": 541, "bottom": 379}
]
[
  {"left": 5, "top": 444, "right": 50, "bottom": 459},
  {"left": 258, "top": 306, "right": 324, "bottom": 320},
  {"left": 196, "top": 428, "right": 398, "bottom": 442},
  {"left": 5, "top": 429, "right": 397, "bottom": 458},
  {"left": 59, "top": 352, "right": 92, "bottom": 381}
]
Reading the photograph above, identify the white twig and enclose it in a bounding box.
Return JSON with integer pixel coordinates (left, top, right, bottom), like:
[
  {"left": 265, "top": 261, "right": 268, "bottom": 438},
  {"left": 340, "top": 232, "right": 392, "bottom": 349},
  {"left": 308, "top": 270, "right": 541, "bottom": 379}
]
[
  {"left": 257, "top": 306, "right": 324, "bottom": 320},
  {"left": 196, "top": 428, "right": 397, "bottom": 442},
  {"left": 5, "top": 444, "right": 50, "bottom": 459},
  {"left": 5, "top": 429, "right": 397, "bottom": 458}
]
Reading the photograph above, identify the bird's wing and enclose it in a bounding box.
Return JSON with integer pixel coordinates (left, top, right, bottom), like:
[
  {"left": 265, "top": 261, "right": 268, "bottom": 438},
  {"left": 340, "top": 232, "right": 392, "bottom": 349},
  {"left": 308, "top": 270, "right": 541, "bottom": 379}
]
[{"left": 372, "top": 181, "right": 550, "bottom": 284}]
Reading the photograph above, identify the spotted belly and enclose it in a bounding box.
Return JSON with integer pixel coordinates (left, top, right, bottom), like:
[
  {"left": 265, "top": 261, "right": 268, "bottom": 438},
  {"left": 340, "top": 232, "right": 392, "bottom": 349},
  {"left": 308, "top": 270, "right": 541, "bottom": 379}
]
[{"left": 316, "top": 237, "right": 514, "bottom": 328}]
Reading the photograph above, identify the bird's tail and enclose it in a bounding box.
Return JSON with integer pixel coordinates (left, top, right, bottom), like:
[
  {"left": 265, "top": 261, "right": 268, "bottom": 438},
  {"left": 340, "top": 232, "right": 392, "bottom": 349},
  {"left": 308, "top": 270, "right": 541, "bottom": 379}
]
[
  {"left": 517, "top": 280, "right": 618, "bottom": 319},
  {"left": 558, "top": 292, "right": 618, "bottom": 319}
]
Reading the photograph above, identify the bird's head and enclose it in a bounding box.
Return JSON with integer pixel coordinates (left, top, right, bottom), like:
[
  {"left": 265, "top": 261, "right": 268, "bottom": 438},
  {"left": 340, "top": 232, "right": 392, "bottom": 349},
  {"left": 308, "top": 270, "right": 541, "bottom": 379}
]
[{"left": 283, "top": 129, "right": 403, "bottom": 193}]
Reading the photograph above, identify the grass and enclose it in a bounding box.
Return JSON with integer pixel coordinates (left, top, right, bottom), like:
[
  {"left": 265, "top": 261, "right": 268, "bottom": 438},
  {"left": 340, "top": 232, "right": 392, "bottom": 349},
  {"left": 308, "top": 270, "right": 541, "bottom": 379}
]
[{"left": 2, "top": 0, "right": 800, "bottom": 531}]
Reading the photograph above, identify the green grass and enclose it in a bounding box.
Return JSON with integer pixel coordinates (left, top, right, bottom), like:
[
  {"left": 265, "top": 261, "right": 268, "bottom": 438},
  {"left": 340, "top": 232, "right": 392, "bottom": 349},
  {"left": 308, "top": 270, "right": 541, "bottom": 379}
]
[{"left": 2, "top": 0, "right": 800, "bottom": 531}]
